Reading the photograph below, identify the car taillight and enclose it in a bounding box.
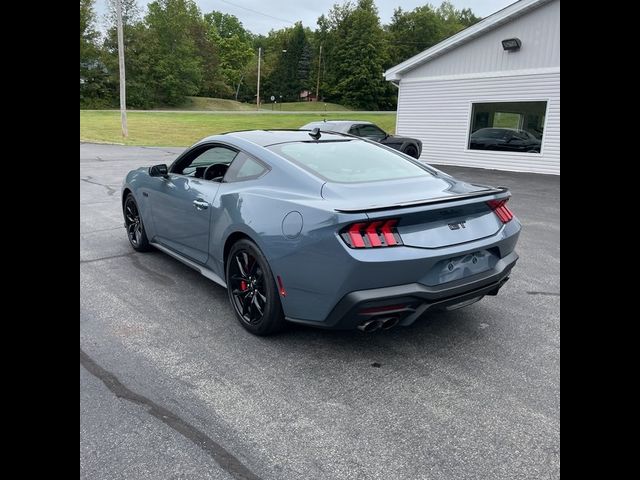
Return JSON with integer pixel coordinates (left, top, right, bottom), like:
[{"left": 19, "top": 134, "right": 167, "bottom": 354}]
[
  {"left": 341, "top": 219, "right": 403, "bottom": 248},
  {"left": 487, "top": 198, "right": 514, "bottom": 223}
]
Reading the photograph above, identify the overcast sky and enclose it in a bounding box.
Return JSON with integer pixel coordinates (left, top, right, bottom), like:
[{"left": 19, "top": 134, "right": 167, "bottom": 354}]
[{"left": 94, "top": 0, "right": 515, "bottom": 34}]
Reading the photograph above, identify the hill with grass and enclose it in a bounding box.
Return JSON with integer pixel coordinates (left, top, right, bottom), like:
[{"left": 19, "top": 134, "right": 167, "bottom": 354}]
[
  {"left": 259, "top": 101, "right": 351, "bottom": 112},
  {"left": 162, "top": 96, "right": 256, "bottom": 111},
  {"left": 157, "top": 96, "right": 352, "bottom": 112}
]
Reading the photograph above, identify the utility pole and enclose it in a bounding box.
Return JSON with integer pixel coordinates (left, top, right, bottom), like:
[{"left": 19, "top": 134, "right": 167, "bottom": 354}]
[
  {"left": 315, "top": 44, "right": 322, "bottom": 102},
  {"left": 256, "top": 47, "right": 261, "bottom": 111},
  {"left": 116, "top": 0, "right": 127, "bottom": 138}
]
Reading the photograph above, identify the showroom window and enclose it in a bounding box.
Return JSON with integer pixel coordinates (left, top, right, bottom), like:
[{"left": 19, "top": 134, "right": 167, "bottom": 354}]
[{"left": 468, "top": 101, "right": 547, "bottom": 154}]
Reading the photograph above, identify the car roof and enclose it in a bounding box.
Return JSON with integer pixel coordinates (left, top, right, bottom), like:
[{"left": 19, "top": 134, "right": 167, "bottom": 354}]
[{"left": 201, "top": 129, "right": 354, "bottom": 147}]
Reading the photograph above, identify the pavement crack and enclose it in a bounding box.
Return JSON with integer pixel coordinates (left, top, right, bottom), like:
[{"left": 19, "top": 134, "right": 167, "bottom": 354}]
[
  {"left": 139, "top": 146, "right": 181, "bottom": 156},
  {"left": 81, "top": 176, "right": 117, "bottom": 196},
  {"left": 81, "top": 226, "right": 124, "bottom": 234},
  {"left": 80, "top": 252, "right": 136, "bottom": 264},
  {"left": 80, "top": 349, "right": 261, "bottom": 480},
  {"left": 527, "top": 291, "right": 560, "bottom": 297}
]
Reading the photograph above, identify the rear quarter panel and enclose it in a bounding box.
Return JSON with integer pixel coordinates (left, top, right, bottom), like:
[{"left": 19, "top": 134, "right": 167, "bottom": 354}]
[{"left": 210, "top": 188, "right": 370, "bottom": 322}]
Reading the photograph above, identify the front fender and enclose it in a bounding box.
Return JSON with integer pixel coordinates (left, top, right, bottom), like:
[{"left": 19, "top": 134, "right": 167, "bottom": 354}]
[{"left": 122, "top": 168, "right": 157, "bottom": 239}]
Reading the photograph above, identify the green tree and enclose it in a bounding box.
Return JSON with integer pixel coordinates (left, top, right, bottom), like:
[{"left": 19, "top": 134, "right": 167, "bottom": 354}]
[
  {"left": 100, "top": 0, "right": 152, "bottom": 108},
  {"left": 81, "top": 0, "right": 481, "bottom": 110},
  {"left": 254, "top": 28, "right": 290, "bottom": 102},
  {"left": 144, "top": 0, "right": 204, "bottom": 106},
  {"left": 80, "top": 0, "right": 110, "bottom": 107},
  {"left": 386, "top": 5, "right": 442, "bottom": 67},
  {"left": 320, "top": 0, "right": 394, "bottom": 110},
  {"left": 386, "top": 2, "right": 481, "bottom": 68},
  {"left": 204, "top": 11, "right": 253, "bottom": 99},
  {"left": 80, "top": 0, "right": 98, "bottom": 62},
  {"left": 102, "top": 21, "right": 156, "bottom": 108},
  {"left": 104, "top": 0, "right": 140, "bottom": 27},
  {"left": 190, "top": 13, "right": 223, "bottom": 99},
  {"left": 436, "top": 1, "right": 480, "bottom": 37},
  {"left": 264, "top": 23, "right": 314, "bottom": 102},
  {"left": 298, "top": 41, "right": 313, "bottom": 92}
]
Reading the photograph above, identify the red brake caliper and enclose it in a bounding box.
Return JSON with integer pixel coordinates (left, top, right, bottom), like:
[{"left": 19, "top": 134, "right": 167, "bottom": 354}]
[{"left": 240, "top": 281, "right": 247, "bottom": 291}]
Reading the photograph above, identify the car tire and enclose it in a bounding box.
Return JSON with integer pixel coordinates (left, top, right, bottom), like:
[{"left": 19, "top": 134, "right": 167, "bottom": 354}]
[
  {"left": 124, "top": 194, "right": 152, "bottom": 252},
  {"left": 404, "top": 145, "right": 420, "bottom": 159},
  {"left": 226, "top": 239, "right": 286, "bottom": 336}
]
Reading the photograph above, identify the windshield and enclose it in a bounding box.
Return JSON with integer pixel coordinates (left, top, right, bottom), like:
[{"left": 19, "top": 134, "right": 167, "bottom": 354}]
[{"left": 267, "top": 139, "right": 432, "bottom": 183}]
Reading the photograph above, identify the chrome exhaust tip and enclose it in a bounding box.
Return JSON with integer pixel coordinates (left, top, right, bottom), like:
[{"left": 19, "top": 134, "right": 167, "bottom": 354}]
[
  {"left": 380, "top": 317, "right": 400, "bottom": 330},
  {"left": 357, "top": 319, "right": 382, "bottom": 333}
]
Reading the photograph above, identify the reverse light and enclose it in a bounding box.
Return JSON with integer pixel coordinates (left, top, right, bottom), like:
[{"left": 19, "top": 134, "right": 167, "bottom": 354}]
[
  {"left": 487, "top": 198, "right": 514, "bottom": 223},
  {"left": 341, "top": 219, "right": 403, "bottom": 248}
]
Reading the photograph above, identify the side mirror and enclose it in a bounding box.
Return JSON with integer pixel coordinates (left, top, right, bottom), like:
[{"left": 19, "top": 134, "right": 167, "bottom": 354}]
[{"left": 149, "top": 164, "right": 168, "bottom": 177}]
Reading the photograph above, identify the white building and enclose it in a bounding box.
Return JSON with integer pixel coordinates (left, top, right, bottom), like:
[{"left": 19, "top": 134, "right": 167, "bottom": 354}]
[{"left": 384, "top": 0, "right": 559, "bottom": 175}]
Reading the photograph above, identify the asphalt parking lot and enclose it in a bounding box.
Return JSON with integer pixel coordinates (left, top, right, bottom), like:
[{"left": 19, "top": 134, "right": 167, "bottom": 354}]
[{"left": 80, "top": 143, "right": 559, "bottom": 480}]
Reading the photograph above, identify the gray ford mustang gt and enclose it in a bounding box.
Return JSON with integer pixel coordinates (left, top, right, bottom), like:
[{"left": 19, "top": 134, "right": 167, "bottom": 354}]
[{"left": 122, "top": 129, "right": 520, "bottom": 335}]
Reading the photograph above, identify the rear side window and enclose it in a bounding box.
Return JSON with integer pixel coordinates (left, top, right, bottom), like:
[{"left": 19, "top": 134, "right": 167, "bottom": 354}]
[
  {"left": 353, "top": 124, "right": 386, "bottom": 138},
  {"left": 224, "top": 152, "right": 269, "bottom": 183},
  {"left": 267, "top": 140, "right": 432, "bottom": 183}
]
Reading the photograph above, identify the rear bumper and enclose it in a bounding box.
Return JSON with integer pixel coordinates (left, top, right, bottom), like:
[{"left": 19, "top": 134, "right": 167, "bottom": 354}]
[{"left": 285, "top": 250, "right": 517, "bottom": 330}]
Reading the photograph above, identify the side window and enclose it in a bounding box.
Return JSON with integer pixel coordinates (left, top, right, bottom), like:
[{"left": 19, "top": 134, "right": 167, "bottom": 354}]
[
  {"left": 348, "top": 126, "right": 361, "bottom": 136},
  {"left": 175, "top": 145, "right": 238, "bottom": 177},
  {"left": 468, "top": 101, "right": 547, "bottom": 153},
  {"left": 357, "top": 124, "right": 386, "bottom": 138},
  {"left": 224, "top": 152, "right": 269, "bottom": 183}
]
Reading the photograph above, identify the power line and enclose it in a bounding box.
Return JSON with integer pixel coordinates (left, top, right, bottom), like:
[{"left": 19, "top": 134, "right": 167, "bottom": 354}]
[{"left": 220, "top": 0, "right": 295, "bottom": 25}]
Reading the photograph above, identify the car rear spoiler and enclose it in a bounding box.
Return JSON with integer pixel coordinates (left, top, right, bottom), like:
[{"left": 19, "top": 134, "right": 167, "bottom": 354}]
[{"left": 334, "top": 186, "right": 510, "bottom": 213}]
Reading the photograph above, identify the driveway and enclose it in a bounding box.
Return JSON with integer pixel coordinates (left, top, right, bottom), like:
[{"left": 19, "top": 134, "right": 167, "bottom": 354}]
[{"left": 80, "top": 143, "right": 560, "bottom": 480}]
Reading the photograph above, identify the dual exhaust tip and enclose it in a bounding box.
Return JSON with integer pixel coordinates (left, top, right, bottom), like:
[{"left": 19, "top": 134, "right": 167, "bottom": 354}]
[{"left": 357, "top": 317, "right": 399, "bottom": 333}]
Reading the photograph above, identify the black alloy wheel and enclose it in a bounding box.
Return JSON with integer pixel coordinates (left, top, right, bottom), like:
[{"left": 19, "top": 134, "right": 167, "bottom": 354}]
[
  {"left": 226, "top": 239, "right": 285, "bottom": 335},
  {"left": 124, "top": 194, "right": 151, "bottom": 251}
]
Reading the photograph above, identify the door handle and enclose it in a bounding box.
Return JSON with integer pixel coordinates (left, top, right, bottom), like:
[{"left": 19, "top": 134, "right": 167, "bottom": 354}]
[{"left": 193, "top": 199, "right": 209, "bottom": 210}]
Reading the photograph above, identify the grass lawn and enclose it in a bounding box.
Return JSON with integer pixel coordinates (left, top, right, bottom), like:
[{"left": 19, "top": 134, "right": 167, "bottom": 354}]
[{"left": 80, "top": 110, "right": 397, "bottom": 147}]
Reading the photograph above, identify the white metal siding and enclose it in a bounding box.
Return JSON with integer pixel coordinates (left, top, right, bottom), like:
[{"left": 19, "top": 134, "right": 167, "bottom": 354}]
[
  {"left": 396, "top": 72, "right": 560, "bottom": 175},
  {"left": 405, "top": 0, "right": 560, "bottom": 79}
]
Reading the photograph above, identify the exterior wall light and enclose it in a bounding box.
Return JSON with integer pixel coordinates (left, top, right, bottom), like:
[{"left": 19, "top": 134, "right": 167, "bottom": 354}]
[{"left": 502, "top": 38, "right": 522, "bottom": 51}]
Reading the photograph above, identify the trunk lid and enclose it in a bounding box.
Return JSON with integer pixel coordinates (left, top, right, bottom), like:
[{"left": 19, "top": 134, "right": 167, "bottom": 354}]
[{"left": 322, "top": 175, "right": 509, "bottom": 249}]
